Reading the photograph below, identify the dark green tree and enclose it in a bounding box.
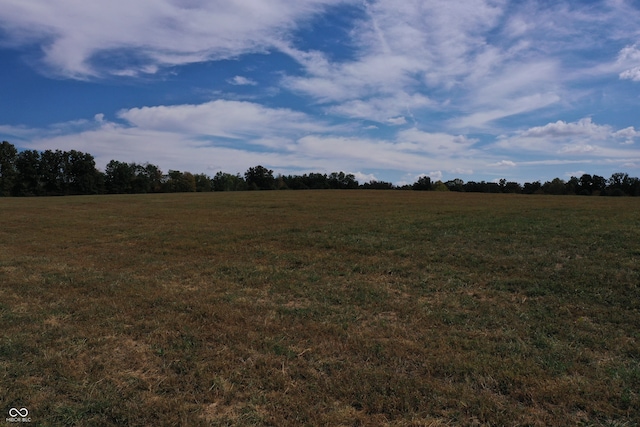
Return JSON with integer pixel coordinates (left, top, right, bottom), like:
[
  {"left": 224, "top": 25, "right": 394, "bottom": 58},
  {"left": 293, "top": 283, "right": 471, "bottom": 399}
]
[
  {"left": 361, "top": 180, "right": 394, "bottom": 189},
  {"left": 503, "top": 181, "right": 522, "bottom": 194},
  {"left": 565, "top": 176, "right": 580, "bottom": 195},
  {"left": 14, "top": 150, "right": 41, "bottom": 196},
  {"left": 105, "top": 160, "right": 135, "bottom": 194},
  {"left": 542, "top": 178, "right": 566, "bottom": 195},
  {"left": 304, "top": 173, "right": 330, "bottom": 189},
  {"left": 164, "top": 170, "right": 196, "bottom": 192},
  {"left": 608, "top": 172, "right": 629, "bottom": 189},
  {"left": 577, "top": 174, "right": 594, "bottom": 195},
  {"left": 592, "top": 175, "right": 606, "bottom": 195},
  {"left": 66, "top": 150, "right": 102, "bottom": 194},
  {"left": 245, "top": 165, "right": 275, "bottom": 190},
  {"left": 522, "top": 181, "right": 542, "bottom": 194},
  {"left": 128, "top": 163, "right": 163, "bottom": 193},
  {"left": 40, "top": 150, "right": 67, "bottom": 195},
  {"left": 275, "top": 175, "right": 288, "bottom": 190},
  {"left": 445, "top": 178, "right": 465, "bottom": 192},
  {"left": 143, "top": 163, "right": 164, "bottom": 193},
  {"left": 213, "top": 172, "right": 247, "bottom": 191},
  {"left": 329, "top": 172, "right": 359, "bottom": 189},
  {"left": 194, "top": 173, "right": 213, "bottom": 192},
  {"left": 280, "top": 174, "right": 306, "bottom": 190},
  {"left": 0, "top": 141, "right": 18, "bottom": 196},
  {"left": 412, "top": 176, "right": 432, "bottom": 191}
]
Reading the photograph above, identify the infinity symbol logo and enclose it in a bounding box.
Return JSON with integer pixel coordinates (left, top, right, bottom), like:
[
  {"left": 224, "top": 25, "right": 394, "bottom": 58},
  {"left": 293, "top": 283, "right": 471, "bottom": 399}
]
[{"left": 8, "top": 408, "right": 28, "bottom": 417}]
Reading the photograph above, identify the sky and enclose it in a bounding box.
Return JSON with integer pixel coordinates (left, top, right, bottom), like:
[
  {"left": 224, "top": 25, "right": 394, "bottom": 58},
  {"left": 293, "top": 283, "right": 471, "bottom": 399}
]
[{"left": 1, "top": 0, "right": 640, "bottom": 185}]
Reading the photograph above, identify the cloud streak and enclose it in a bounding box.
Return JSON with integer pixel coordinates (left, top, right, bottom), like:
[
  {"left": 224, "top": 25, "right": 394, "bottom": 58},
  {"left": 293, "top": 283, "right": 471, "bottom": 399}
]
[{"left": 0, "top": 0, "right": 353, "bottom": 78}]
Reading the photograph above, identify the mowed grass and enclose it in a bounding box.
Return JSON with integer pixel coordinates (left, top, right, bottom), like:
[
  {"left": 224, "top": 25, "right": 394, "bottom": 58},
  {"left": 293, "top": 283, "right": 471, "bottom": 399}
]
[{"left": 1, "top": 191, "right": 639, "bottom": 426}]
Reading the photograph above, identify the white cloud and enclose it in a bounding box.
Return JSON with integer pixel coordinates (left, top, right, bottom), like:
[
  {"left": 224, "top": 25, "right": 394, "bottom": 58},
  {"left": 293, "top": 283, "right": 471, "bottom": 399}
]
[
  {"left": 281, "top": 0, "right": 509, "bottom": 123},
  {"left": 352, "top": 172, "right": 378, "bottom": 183},
  {"left": 0, "top": 0, "right": 353, "bottom": 78},
  {"left": 559, "top": 144, "right": 598, "bottom": 155},
  {"left": 396, "top": 128, "right": 479, "bottom": 154},
  {"left": 617, "top": 45, "right": 640, "bottom": 81},
  {"left": 327, "top": 93, "right": 432, "bottom": 123},
  {"left": 613, "top": 126, "right": 639, "bottom": 144},
  {"left": 11, "top": 99, "right": 342, "bottom": 174},
  {"left": 489, "top": 160, "right": 517, "bottom": 167},
  {"left": 1, "top": 97, "right": 482, "bottom": 179},
  {"left": 228, "top": 76, "right": 258, "bottom": 86},
  {"left": 280, "top": 0, "right": 581, "bottom": 128},
  {"left": 118, "top": 100, "right": 330, "bottom": 139},
  {"left": 386, "top": 117, "right": 407, "bottom": 126},
  {"left": 451, "top": 93, "right": 561, "bottom": 129},
  {"left": 620, "top": 66, "right": 640, "bottom": 81},
  {"left": 428, "top": 171, "right": 443, "bottom": 181},
  {"left": 519, "top": 118, "right": 609, "bottom": 139},
  {"left": 494, "top": 118, "right": 640, "bottom": 160}
]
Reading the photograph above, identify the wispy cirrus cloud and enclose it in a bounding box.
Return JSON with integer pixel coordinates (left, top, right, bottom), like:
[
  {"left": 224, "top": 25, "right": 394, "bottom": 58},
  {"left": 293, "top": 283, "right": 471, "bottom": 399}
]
[
  {"left": 0, "top": 0, "right": 354, "bottom": 78},
  {"left": 281, "top": 0, "right": 640, "bottom": 130}
]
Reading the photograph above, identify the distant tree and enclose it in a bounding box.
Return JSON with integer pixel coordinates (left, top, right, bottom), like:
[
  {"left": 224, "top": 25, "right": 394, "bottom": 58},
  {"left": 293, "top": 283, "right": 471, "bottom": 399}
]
[
  {"left": 164, "top": 170, "right": 196, "bottom": 192},
  {"left": 128, "top": 163, "right": 147, "bottom": 193},
  {"left": 608, "top": 172, "right": 629, "bottom": 191},
  {"left": 281, "top": 174, "right": 307, "bottom": 190},
  {"left": 565, "top": 176, "right": 580, "bottom": 195},
  {"left": 194, "top": 173, "right": 213, "bottom": 192},
  {"left": 305, "top": 173, "right": 330, "bottom": 189},
  {"left": 13, "top": 149, "right": 41, "bottom": 196},
  {"left": 469, "top": 181, "right": 497, "bottom": 193},
  {"left": 0, "top": 141, "right": 18, "bottom": 196},
  {"left": 522, "top": 181, "right": 542, "bottom": 194},
  {"left": 328, "top": 172, "right": 359, "bottom": 189},
  {"left": 213, "top": 172, "right": 247, "bottom": 191},
  {"left": 629, "top": 177, "right": 640, "bottom": 196},
  {"left": 66, "top": 150, "right": 102, "bottom": 195},
  {"left": 361, "top": 180, "right": 394, "bottom": 189},
  {"left": 576, "top": 174, "right": 594, "bottom": 195},
  {"left": 245, "top": 165, "right": 275, "bottom": 190},
  {"left": 275, "top": 175, "right": 288, "bottom": 190},
  {"left": 445, "top": 178, "right": 464, "bottom": 192},
  {"left": 463, "top": 181, "right": 482, "bottom": 192},
  {"left": 502, "top": 181, "right": 522, "bottom": 194},
  {"left": 105, "top": 160, "right": 135, "bottom": 194},
  {"left": 129, "top": 163, "right": 151, "bottom": 193},
  {"left": 40, "top": 150, "right": 67, "bottom": 195},
  {"left": 542, "top": 178, "right": 566, "bottom": 195},
  {"left": 142, "top": 163, "right": 164, "bottom": 193},
  {"left": 412, "top": 176, "right": 432, "bottom": 191},
  {"left": 433, "top": 181, "right": 449, "bottom": 191},
  {"left": 592, "top": 175, "right": 606, "bottom": 195}
]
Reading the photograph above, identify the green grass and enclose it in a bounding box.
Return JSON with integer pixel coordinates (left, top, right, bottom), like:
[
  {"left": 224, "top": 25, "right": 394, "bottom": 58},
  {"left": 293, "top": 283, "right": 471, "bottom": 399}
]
[{"left": 1, "top": 191, "right": 639, "bottom": 426}]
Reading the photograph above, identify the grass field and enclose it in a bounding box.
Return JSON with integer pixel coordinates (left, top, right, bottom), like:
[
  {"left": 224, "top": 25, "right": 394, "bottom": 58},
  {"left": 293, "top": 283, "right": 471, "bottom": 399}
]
[{"left": 1, "top": 191, "right": 639, "bottom": 426}]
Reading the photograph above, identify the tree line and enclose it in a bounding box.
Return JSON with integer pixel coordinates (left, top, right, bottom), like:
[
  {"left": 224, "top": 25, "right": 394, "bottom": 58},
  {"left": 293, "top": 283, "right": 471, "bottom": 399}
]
[{"left": 1, "top": 141, "right": 639, "bottom": 196}]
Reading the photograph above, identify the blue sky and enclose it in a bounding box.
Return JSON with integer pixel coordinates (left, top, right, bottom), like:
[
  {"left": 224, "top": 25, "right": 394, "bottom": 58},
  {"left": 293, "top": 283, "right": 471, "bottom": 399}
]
[{"left": 1, "top": 0, "right": 639, "bottom": 185}]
